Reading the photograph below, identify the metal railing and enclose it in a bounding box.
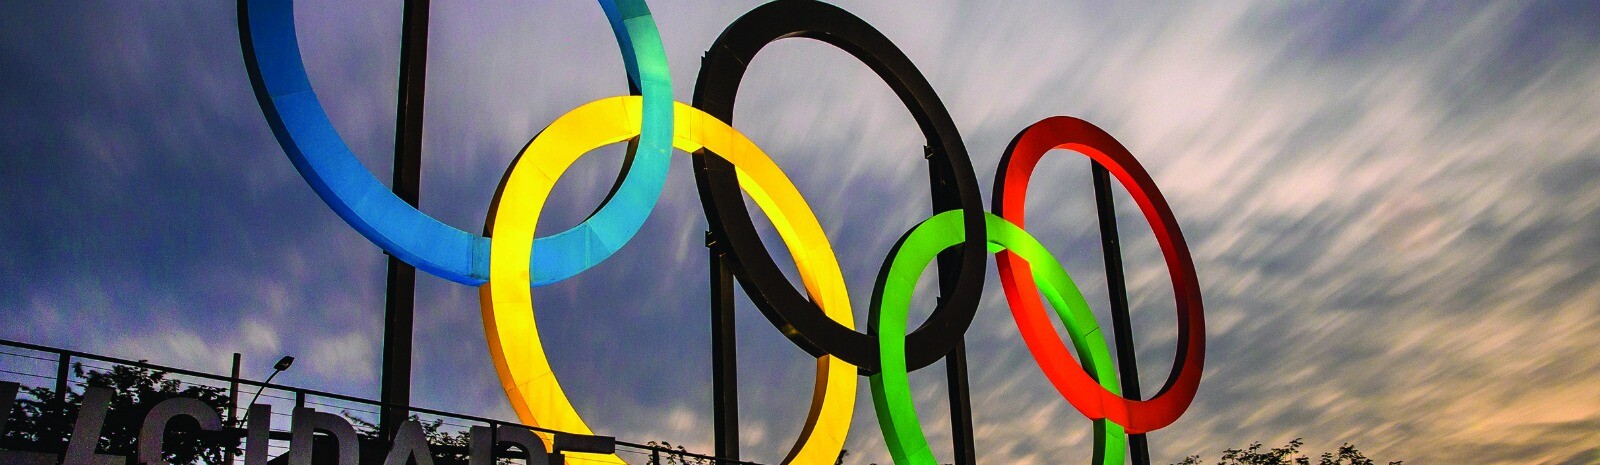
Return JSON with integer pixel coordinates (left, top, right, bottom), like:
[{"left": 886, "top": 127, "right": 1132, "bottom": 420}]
[{"left": 0, "top": 338, "right": 762, "bottom": 465}]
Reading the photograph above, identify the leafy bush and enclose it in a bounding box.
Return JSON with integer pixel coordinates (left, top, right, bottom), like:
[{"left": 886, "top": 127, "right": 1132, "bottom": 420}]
[
  {"left": 1171, "top": 438, "right": 1402, "bottom": 465},
  {"left": 3, "top": 363, "right": 238, "bottom": 464}
]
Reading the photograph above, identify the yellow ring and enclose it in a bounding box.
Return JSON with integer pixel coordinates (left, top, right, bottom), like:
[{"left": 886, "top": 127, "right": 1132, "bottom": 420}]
[{"left": 480, "top": 96, "right": 856, "bottom": 465}]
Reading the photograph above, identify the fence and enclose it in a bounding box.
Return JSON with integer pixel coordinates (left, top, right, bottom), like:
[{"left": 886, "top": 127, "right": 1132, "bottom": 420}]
[{"left": 0, "top": 338, "right": 760, "bottom": 465}]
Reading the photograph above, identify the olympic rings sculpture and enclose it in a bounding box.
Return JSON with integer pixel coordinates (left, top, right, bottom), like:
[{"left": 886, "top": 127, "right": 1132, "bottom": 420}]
[{"left": 239, "top": 1, "right": 1205, "bottom": 465}]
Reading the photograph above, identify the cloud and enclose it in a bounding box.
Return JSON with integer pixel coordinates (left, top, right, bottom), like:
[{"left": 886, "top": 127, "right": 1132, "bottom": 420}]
[
  {"left": 307, "top": 332, "right": 377, "bottom": 383},
  {"left": 101, "top": 319, "right": 286, "bottom": 377},
  {"left": 2, "top": 1, "right": 1599, "bottom": 465}
]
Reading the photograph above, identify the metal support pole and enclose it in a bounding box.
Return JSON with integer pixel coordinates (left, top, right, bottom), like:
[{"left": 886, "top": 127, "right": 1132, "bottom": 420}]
[
  {"left": 380, "top": 0, "right": 430, "bottom": 441},
  {"left": 0, "top": 381, "right": 16, "bottom": 434},
  {"left": 53, "top": 354, "right": 70, "bottom": 437},
  {"left": 944, "top": 341, "right": 977, "bottom": 465},
  {"left": 229, "top": 353, "right": 242, "bottom": 425},
  {"left": 707, "top": 231, "right": 740, "bottom": 464},
  {"left": 927, "top": 145, "right": 976, "bottom": 465},
  {"left": 53, "top": 354, "right": 69, "bottom": 403},
  {"left": 228, "top": 353, "right": 240, "bottom": 465},
  {"left": 1091, "top": 162, "right": 1151, "bottom": 465}
]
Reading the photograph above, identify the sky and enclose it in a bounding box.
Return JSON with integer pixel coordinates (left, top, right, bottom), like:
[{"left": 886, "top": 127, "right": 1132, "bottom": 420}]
[{"left": 2, "top": 1, "right": 1599, "bottom": 464}]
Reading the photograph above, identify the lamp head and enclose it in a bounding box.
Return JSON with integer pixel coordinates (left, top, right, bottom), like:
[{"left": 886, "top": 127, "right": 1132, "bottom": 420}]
[{"left": 273, "top": 356, "right": 295, "bottom": 371}]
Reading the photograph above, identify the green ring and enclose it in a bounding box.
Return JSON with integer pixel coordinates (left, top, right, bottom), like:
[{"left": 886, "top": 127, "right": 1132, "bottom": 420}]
[{"left": 869, "top": 210, "right": 1126, "bottom": 465}]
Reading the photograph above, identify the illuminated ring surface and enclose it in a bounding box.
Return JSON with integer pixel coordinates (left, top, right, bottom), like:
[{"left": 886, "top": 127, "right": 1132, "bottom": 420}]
[
  {"left": 693, "top": 0, "right": 987, "bottom": 373},
  {"left": 239, "top": 0, "right": 673, "bottom": 286},
  {"left": 994, "top": 116, "right": 1205, "bottom": 434},
  {"left": 869, "top": 211, "right": 1125, "bottom": 465},
  {"left": 482, "top": 96, "right": 856, "bottom": 465}
]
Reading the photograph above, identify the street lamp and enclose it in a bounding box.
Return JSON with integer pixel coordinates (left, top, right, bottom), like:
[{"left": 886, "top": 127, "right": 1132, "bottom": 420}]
[{"left": 239, "top": 356, "right": 294, "bottom": 425}]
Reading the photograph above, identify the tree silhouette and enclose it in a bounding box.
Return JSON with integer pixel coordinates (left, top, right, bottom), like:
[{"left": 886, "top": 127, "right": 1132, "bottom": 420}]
[
  {"left": 2, "top": 362, "right": 238, "bottom": 464},
  {"left": 345, "top": 413, "right": 494, "bottom": 464},
  {"left": 645, "top": 440, "right": 711, "bottom": 465},
  {"left": 1171, "top": 438, "right": 1402, "bottom": 465}
]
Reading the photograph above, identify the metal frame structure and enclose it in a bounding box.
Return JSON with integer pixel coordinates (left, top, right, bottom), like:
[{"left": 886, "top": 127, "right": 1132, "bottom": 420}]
[
  {"left": 693, "top": 0, "right": 988, "bottom": 375},
  {"left": 379, "top": 0, "right": 430, "bottom": 443},
  {"left": 1092, "top": 164, "right": 1151, "bottom": 465},
  {"left": 235, "top": 0, "right": 1207, "bottom": 463},
  {"left": 0, "top": 338, "right": 759, "bottom": 465},
  {"left": 693, "top": 2, "right": 985, "bottom": 463}
]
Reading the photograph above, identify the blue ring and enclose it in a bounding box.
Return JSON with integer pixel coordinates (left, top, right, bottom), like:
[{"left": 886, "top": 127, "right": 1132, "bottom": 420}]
[{"left": 239, "top": 0, "right": 673, "bottom": 286}]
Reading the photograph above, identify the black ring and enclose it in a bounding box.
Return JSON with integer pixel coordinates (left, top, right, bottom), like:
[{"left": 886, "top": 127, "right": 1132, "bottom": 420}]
[{"left": 691, "top": 0, "right": 987, "bottom": 374}]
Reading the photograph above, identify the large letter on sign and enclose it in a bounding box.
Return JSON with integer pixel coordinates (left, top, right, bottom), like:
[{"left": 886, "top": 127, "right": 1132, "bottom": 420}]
[{"left": 138, "top": 397, "right": 224, "bottom": 465}]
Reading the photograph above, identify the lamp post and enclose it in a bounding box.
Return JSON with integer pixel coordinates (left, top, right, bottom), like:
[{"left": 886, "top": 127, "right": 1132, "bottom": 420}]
[{"left": 239, "top": 356, "right": 294, "bottom": 425}]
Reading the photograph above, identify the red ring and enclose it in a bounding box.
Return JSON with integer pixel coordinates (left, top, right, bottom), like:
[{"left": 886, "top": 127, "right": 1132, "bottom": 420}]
[{"left": 993, "top": 116, "right": 1205, "bottom": 434}]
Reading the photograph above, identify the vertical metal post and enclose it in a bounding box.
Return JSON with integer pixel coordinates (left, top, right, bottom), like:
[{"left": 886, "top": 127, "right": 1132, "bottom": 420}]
[
  {"left": 52, "top": 353, "right": 70, "bottom": 445},
  {"left": 53, "top": 354, "right": 69, "bottom": 403},
  {"left": 927, "top": 145, "right": 976, "bottom": 465},
  {"left": 229, "top": 353, "right": 242, "bottom": 425},
  {"left": 381, "top": 0, "right": 430, "bottom": 441},
  {"left": 707, "top": 231, "right": 740, "bottom": 464},
  {"left": 1091, "top": 163, "right": 1151, "bottom": 465},
  {"left": 944, "top": 341, "right": 976, "bottom": 465},
  {"left": 0, "top": 381, "right": 16, "bottom": 435},
  {"left": 228, "top": 354, "right": 240, "bottom": 465}
]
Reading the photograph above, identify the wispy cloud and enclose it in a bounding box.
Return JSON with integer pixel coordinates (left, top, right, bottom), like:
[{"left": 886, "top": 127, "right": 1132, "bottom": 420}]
[{"left": 2, "top": 1, "right": 1598, "bottom": 465}]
